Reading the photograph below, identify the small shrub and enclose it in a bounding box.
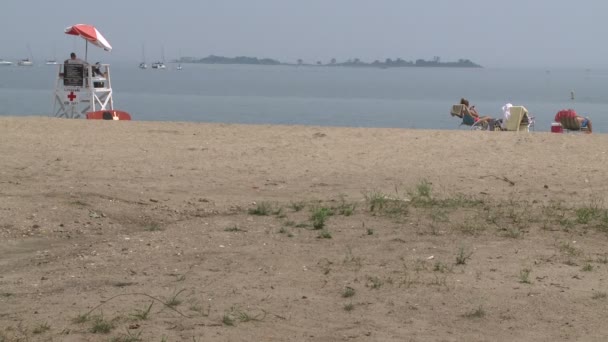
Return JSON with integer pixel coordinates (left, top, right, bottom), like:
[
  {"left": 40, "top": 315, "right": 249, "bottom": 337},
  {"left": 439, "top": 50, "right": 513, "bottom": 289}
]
[
  {"left": 343, "top": 303, "right": 354, "bottom": 311},
  {"left": 581, "top": 263, "right": 593, "bottom": 272}
]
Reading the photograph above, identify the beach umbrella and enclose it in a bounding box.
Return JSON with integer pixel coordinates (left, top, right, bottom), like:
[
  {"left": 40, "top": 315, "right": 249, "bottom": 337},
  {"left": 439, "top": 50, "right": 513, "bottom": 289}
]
[{"left": 64, "top": 24, "right": 112, "bottom": 61}]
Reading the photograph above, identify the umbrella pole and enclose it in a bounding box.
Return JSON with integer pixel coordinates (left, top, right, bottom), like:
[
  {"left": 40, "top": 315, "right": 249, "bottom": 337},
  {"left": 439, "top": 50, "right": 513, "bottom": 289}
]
[{"left": 85, "top": 41, "right": 88, "bottom": 62}]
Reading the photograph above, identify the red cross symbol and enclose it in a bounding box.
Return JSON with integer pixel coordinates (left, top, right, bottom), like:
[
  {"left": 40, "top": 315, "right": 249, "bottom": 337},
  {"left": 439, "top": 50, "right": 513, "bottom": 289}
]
[{"left": 67, "top": 92, "right": 77, "bottom": 102}]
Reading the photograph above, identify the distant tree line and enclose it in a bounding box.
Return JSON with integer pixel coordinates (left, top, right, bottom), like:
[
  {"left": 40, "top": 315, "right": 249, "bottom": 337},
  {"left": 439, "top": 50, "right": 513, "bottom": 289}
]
[
  {"left": 179, "top": 55, "right": 281, "bottom": 65},
  {"left": 177, "top": 55, "right": 482, "bottom": 68}
]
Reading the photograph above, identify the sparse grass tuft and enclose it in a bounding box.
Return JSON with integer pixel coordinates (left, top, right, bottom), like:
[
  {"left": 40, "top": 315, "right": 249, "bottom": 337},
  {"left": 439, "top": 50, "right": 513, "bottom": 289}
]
[
  {"left": 366, "top": 276, "right": 383, "bottom": 289},
  {"left": 410, "top": 179, "right": 432, "bottom": 204},
  {"left": 581, "top": 263, "right": 593, "bottom": 272},
  {"left": 90, "top": 316, "right": 113, "bottom": 334},
  {"left": 144, "top": 223, "right": 163, "bottom": 232},
  {"left": 366, "top": 228, "right": 374, "bottom": 235},
  {"left": 130, "top": 301, "right": 154, "bottom": 320},
  {"left": 289, "top": 201, "right": 306, "bottom": 212},
  {"left": 503, "top": 227, "right": 523, "bottom": 239},
  {"left": 519, "top": 268, "right": 532, "bottom": 284},
  {"left": 222, "top": 306, "right": 264, "bottom": 326},
  {"left": 165, "top": 289, "right": 185, "bottom": 308},
  {"left": 342, "top": 287, "right": 355, "bottom": 298},
  {"left": 336, "top": 196, "right": 356, "bottom": 216},
  {"left": 248, "top": 202, "right": 273, "bottom": 216},
  {"left": 311, "top": 207, "right": 332, "bottom": 229},
  {"left": 318, "top": 229, "right": 332, "bottom": 239},
  {"left": 364, "top": 190, "right": 389, "bottom": 212},
  {"left": 433, "top": 261, "right": 449, "bottom": 273},
  {"left": 111, "top": 330, "right": 143, "bottom": 342},
  {"left": 189, "top": 303, "right": 210, "bottom": 317},
  {"left": 456, "top": 220, "right": 486, "bottom": 235},
  {"left": 224, "top": 225, "right": 244, "bottom": 232},
  {"left": 222, "top": 314, "right": 235, "bottom": 326},
  {"left": 575, "top": 200, "right": 603, "bottom": 224},
  {"left": 455, "top": 247, "right": 473, "bottom": 265},
  {"left": 463, "top": 306, "right": 486, "bottom": 319},
  {"left": 343, "top": 303, "right": 355, "bottom": 311},
  {"left": 559, "top": 242, "right": 581, "bottom": 257},
  {"left": 363, "top": 190, "right": 409, "bottom": 216},
  {"left": 32, "top": 322, "right": 50, "bottom": 334},
  {"left": 72, "top": 313, "right": 90, "bottom": 324},
  {"left": 592, "top": 292, "right": 607, "bottom": 300}
]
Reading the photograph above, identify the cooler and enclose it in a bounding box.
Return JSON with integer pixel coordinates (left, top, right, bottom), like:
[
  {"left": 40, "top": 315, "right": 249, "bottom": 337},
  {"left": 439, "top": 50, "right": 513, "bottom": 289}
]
[{"left": 551, "top": 122, "right": 563, "bottom": 133}]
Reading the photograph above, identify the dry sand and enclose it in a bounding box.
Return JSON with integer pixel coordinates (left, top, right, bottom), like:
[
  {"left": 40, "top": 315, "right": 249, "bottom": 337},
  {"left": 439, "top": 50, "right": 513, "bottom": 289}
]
[{"left": 1, "top": 117, "right": 607, "bottom": 341}]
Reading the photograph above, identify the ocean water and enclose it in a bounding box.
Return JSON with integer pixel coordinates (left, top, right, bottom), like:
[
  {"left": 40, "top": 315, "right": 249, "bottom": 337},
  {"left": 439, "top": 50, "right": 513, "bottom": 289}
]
[{"left": 0, "top": 63, "right": 606, "bottom": 132}]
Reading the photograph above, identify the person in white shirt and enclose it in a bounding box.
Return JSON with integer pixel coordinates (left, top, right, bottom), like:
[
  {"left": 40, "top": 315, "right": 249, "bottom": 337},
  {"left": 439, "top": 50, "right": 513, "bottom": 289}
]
[{"left": 500, "top": 103, "right": 513, "bottom": 130}]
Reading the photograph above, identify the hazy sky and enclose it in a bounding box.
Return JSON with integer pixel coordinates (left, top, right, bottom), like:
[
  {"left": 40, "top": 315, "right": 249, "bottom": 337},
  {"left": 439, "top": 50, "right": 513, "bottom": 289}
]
[{"left": 1, "top": 0, "right": 607, "bottom": 68}]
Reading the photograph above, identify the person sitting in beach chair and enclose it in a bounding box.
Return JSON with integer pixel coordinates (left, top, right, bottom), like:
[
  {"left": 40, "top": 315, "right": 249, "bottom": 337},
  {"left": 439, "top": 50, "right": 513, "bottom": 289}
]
[
  {"left": 500, "top": 105, "right": 534, "bottom": 132},
  {"left": 555, "top": 109, "right": 592, "bottom": 134},
  {"left": 450, "top": 98, "right": 493, "bottom": 130}
]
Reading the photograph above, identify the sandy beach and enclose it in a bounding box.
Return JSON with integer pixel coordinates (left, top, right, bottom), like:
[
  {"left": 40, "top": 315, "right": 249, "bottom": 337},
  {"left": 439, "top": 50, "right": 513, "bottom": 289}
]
[{"left": 1, "top": 117, "right": 607, "bottom": 341}]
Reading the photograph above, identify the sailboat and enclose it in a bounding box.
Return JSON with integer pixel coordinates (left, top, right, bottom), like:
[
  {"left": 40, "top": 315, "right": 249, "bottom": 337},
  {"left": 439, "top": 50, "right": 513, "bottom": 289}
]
[
  {"left": 151, "top": 46, "right": 166, "bottom": 69},
  {"left": 0, "top": 59, "right": 13, "bottom": 66},
  {"left": 139, "top": 44, "right": 147, "bottom": 69},
  {"left": 176, "top": 50, "right": 183, "bottom": 70},
  {"left": 17, "top": 45, "right": 34, "bottom": 66},
  {"left": 46, "top": 45, "right": 60, "bottom": 65},
  {"left": 18, "top": 58, "right": 34, "bottom": 66}
]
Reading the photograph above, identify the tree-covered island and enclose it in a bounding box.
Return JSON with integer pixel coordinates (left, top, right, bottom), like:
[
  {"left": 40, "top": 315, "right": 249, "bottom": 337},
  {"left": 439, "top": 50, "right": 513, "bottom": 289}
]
[{"left": 177, "top": 55, "right": 482, "bottom": 68}]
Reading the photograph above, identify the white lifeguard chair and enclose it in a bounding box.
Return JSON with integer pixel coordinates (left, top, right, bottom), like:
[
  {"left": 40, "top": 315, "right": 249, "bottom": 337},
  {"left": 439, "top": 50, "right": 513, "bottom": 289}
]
[{"left": 53, "top": 63, "right": 114, "bottom": 118}]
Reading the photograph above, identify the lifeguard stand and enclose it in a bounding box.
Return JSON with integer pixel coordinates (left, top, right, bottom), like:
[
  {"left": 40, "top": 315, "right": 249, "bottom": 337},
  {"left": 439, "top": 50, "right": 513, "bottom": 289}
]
[{"left": 52, "top": 63, "right": 114, "bottom": 118}]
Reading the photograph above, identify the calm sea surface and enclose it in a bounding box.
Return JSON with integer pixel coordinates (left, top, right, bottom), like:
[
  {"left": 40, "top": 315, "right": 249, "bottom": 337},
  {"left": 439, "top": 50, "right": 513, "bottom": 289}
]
[{"left": 0, "top": 63, "right": 606, "bottom": 132}]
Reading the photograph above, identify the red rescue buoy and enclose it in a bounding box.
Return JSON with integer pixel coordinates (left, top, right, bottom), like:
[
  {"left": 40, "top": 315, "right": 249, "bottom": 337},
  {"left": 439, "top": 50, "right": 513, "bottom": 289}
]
[{"left": 86, "top": 110, "right": 132, "bottom": 120}]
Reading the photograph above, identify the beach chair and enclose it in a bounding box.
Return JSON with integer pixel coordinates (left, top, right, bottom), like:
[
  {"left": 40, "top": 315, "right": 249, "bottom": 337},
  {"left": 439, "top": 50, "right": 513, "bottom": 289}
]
[
  {"left": 560, "top": 116, "right": 590, "bottom": 133},
  {"left": 450, "top": 104, "right": 486, "bottom": 130},
  {"left": 503, "top": 106, "right": 534, "bottom": 132}
]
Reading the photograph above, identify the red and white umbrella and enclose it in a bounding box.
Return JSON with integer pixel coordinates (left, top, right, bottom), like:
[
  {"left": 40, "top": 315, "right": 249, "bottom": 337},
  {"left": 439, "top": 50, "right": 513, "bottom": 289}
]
[{"left": 65, "top": 24, "right": 112, "bottom": 53}]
